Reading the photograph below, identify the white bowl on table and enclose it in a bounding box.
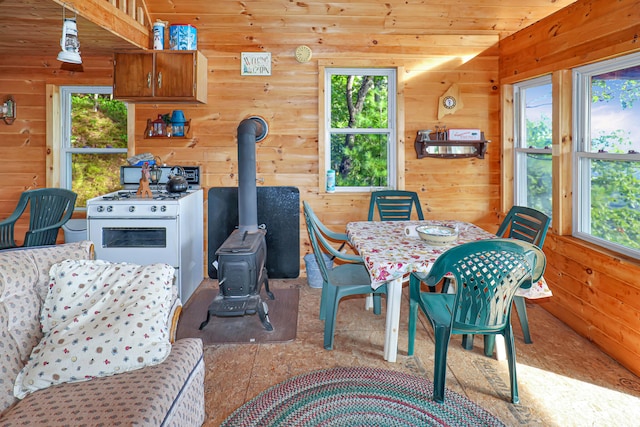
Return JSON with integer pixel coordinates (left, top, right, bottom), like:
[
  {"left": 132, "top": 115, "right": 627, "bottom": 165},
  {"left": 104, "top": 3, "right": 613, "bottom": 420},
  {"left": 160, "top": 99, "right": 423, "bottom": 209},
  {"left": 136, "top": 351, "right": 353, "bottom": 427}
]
[{"left": 415, "top": 225, "right": 459, "bottom": 245}]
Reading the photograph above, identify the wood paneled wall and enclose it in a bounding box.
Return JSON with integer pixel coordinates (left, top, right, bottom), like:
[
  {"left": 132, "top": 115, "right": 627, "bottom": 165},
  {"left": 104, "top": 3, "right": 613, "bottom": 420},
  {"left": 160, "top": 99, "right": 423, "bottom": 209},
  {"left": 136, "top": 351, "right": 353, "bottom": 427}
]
[
  {"left": 0, "top": 56, "right": 114, "bottom": 243},
  {"left": 499, "top": 0, "right": 640, "bottom": 376},
  {"left": 134, "top": 32, "right": 503, "bottom": 256},
  {"left": 0, "top": 26, "right": 501, "bottom": 257}
]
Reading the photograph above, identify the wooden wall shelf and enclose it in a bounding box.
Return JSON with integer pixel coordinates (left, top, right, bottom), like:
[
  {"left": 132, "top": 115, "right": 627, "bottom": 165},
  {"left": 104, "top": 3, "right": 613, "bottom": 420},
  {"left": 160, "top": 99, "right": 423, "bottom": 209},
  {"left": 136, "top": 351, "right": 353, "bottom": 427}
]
[
  {"left": 144, "top": 119, "right": 191, "bottom": 139},
  {"left": 414, "top": 131, "right": 490, "bottom": 159}
]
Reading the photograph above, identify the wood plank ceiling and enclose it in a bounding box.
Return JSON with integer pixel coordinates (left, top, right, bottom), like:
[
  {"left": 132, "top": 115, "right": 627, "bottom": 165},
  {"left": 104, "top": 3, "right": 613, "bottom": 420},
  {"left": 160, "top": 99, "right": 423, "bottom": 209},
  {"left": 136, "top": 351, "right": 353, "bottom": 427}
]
[
  {"left": 0, "top": 0, "right": 148, "bottom": 60},
  {"left": 145, "top": 0, "right": 577, "bottom": 36},
  {"left": 0, "top": 0, "right": 576, "bottom": 60}
]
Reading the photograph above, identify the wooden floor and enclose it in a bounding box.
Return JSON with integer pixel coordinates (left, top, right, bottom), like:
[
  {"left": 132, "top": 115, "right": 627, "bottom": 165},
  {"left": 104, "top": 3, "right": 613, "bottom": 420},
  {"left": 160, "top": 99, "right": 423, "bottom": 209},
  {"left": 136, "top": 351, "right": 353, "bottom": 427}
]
[{"left": 191, "top": 278, "right": 640, "bottom": 426}]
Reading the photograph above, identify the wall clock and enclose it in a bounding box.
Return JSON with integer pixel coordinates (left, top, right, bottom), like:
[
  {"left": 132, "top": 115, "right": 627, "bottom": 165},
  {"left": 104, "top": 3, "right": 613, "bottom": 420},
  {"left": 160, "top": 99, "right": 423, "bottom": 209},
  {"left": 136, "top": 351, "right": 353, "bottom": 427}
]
[
  {"left": 437, "top": 83, "right": 463, "bottom": 119},
  {"left": 443, "top": 95, "right": 457, "bottom": 109},
  {"left": 295, "top": 45, "right": 313, "bottom": 63}
]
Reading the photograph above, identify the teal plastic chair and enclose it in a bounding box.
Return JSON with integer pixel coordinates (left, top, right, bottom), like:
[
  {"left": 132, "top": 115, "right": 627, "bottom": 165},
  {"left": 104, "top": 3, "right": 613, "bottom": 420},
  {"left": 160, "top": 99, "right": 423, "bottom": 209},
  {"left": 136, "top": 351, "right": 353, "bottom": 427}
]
[
  {"left": 408, "top": 239, "right": 546, "bottom": 403},
  {"left": 368, "top": 190, "right": 424, "bottom": 221},
  {"left": 496, "top": 205, "right": 550, "bottom": 344},
  {"left": 303, "top": 201, "right": 387, "bottom": 350},
  {"left": 0, "top": 188, "right": 77, "bottom": 250}
]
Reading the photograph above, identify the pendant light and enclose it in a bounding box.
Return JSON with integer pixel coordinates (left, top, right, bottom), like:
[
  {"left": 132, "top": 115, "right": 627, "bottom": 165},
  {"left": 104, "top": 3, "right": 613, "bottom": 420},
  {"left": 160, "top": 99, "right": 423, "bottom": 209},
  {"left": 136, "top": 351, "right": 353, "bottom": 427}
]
[{"left": 57, "top": 7, "right": 82, "bottom": 65}]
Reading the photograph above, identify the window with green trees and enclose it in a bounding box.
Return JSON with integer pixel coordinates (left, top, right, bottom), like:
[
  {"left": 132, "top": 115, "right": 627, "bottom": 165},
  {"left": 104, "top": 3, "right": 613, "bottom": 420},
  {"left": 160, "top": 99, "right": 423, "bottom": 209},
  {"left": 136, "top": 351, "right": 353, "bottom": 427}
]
[
  {"left": 60, "top": 86, "right": 128, "bottom": 208},
  {"left": 514, "top": 76, "right": 553, "bottom": 218},
  {"left": 574, "top": 52, "right": 640, "bottom": 258},
  {"left": 325, "top": 68, "right": 396, "bottom": 191}
]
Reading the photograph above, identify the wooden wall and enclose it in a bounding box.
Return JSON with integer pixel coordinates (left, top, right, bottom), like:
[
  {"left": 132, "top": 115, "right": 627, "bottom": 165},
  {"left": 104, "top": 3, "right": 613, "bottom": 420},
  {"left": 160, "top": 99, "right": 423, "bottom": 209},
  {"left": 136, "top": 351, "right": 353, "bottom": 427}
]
[
  {"left": 0, "top": 11, "right": 501, "bottom": 259},
  {"left": 499, "top": 0, "right": 640, "bottom": 376},
  {"left": 0, "top": 56, "right": 114, "bottom": 243},
  {"left": 134, "top": 33, "right": 503, "bottom": 251}
]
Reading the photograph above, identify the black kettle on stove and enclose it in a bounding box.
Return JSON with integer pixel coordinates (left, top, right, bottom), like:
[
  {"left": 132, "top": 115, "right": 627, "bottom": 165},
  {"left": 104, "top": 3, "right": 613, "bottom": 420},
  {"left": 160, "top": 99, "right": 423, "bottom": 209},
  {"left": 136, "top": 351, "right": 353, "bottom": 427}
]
[{"left": 166, "top": 166, "right": 189, "bottom": 193}]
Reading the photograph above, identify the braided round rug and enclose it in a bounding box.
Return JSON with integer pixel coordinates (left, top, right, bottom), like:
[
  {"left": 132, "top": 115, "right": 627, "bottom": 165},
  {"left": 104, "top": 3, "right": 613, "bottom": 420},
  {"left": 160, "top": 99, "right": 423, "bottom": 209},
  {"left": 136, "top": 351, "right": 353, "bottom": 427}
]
[{"left": 221, "top": 366, "right": 506, "bottom": 427}]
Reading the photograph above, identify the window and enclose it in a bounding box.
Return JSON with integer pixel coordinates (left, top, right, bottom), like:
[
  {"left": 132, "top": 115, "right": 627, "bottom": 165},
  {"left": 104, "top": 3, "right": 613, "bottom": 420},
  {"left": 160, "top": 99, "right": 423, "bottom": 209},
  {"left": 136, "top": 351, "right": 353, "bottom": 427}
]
[
  {"left": 324, "top": 68, "right": 396, "bottom": 192},
  {"left": 574, "top": 52, "right": 640, "bottom": 257},
  {"left": 60, "top": 86, "right": 128, "bottom": 208},
  {"left": 513, "top": 76, "right": 553, "bottom": 218}
]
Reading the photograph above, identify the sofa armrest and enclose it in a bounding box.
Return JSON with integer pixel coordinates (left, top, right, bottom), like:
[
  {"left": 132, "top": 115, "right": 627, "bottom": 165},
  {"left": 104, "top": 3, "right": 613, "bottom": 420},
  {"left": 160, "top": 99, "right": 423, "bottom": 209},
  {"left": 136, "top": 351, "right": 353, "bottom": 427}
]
[{"left": 168, "top": 297, "right": 183, "bottom": 343}]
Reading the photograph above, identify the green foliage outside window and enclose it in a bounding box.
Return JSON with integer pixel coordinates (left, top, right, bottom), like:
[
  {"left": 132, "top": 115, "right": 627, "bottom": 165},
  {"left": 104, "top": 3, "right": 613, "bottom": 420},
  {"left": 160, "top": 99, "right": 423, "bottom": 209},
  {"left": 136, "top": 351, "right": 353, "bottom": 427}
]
[
  {"left": 524, "top": 114, "right": 553, "bottom": 217},
  {"left": 330, "top": 74, "right": 390, "bottom": 187},
  {"left": 588, "top": 74, "right": 640, "bottom": 250},
  {"left": 590, "top": 160, "right": 640, "bottom": 249},
  {"left": 71, "top": 94, "right": 127, "bottom": 148},
  {"left": 70, "top": 94, "right": 127, "bottom": 207}
]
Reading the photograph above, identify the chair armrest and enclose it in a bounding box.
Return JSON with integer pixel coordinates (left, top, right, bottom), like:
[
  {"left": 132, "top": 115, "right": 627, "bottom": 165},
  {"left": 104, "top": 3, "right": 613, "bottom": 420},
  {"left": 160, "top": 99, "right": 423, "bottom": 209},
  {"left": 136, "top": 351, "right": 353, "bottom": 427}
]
[
  {"left": 320, "top": 237, "right": 364, "bottom": 264},
  {"left": 0, "top": 194, "right": 29, "bottom": 249},
  {"left": 24, "top": 220, "right": 69, "bottom": 234},
  {"left": 0, "top": 210, "right": 23, "bottom": 227}
]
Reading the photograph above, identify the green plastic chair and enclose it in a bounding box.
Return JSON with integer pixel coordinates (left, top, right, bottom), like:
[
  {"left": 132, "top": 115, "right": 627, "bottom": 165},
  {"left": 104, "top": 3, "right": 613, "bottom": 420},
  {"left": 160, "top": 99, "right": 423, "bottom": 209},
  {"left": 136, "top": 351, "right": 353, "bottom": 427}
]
[
  {"left": 303, "top": 201, "right": 387, "bottom": 350},
  {"left": 496, "top": 205, "right": 550, "bottom": 344},
  {"left": 0, "top": 188, "right": 77, "bottom": 250},
  {"left": 407, "top": 239, "right": 546, "bottom": 403},
  {"left": 367, "top": 190, "right": 424, "bottom": 221}
]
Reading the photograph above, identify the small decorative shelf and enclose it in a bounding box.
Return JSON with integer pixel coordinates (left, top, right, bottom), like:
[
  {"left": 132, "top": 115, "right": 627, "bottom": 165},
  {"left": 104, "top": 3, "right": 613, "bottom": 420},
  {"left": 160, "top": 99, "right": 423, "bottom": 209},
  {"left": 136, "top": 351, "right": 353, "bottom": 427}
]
[
  {"left": 144, "top": 119, "right": 191, "bottom": 139},
  {"left": 414, "top": 131, "right": 490, "bottom": 159}
]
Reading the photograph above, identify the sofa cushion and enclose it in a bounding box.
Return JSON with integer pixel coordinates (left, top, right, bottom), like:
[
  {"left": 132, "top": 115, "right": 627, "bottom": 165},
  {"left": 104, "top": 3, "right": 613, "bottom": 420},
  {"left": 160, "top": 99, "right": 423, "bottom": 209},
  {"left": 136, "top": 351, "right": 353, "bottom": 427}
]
[
  {"left": 0, "top": 241, "right": 94, "bottom": 414},
  {"left": 14, "top": 260, "right": 175, "bottom": 399},
  {"left": 0, "top": 338, "right": 204, "bottom": 426}
]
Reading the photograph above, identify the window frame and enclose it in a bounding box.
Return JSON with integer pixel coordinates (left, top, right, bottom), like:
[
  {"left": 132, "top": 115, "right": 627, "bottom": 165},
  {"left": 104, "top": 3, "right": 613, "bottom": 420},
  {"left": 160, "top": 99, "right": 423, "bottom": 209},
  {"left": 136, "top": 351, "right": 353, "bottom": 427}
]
[
  {"left": 322, "top": 67, "right": 398, "bottom": 193},
  {"left": 573, "top": 52, "right": 640, "bottom": 259},
  {"left": 513, "top": 75, "right": 553, "bottom": 214}
]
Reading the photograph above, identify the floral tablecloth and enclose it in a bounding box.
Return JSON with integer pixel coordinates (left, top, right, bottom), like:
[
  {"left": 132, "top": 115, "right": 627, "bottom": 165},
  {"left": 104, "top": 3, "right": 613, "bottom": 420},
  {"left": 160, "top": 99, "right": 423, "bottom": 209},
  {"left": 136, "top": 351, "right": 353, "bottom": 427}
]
[{"left": 346, "top": 220, "right": 552, "bottom": 299}]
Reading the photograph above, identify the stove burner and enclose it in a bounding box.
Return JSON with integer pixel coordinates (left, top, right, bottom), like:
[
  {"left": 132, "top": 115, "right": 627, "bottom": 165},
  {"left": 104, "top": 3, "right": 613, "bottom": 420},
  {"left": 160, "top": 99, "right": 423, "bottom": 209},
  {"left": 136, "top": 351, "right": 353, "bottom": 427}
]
[
  {"left": 154, "top": 192, "right": 183, "bottom": 200},
  {"left": 102, "top": 191, "right": 134, "bottom": 201},
  {"left": 99, "top": 190, "right": 189, "bottom": 201}
]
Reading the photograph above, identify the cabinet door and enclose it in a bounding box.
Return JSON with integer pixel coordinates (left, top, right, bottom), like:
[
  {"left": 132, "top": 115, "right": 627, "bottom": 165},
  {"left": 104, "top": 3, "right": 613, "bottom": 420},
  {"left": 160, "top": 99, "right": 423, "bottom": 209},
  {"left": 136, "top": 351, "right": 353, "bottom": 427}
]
[
  {"left": 113, "top": 53, "right": 154, "bottom": 98},
  {"left": 154, "top": 52, "right": 195, "bottom": 99}
]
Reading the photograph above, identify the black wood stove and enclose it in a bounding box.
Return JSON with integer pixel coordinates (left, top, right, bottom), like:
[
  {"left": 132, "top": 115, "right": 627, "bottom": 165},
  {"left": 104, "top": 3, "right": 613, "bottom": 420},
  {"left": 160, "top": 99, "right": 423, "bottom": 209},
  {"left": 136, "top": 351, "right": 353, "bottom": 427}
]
[{"left": 200, "top": 117, "right": 275, "bottom": 331}]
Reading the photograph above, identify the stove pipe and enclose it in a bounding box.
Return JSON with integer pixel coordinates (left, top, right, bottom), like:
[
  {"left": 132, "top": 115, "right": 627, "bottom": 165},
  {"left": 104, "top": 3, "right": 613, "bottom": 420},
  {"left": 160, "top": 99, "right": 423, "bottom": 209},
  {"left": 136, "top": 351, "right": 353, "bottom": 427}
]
[{"left": 237, "top": 116, "right": 268, "bottom": 234}]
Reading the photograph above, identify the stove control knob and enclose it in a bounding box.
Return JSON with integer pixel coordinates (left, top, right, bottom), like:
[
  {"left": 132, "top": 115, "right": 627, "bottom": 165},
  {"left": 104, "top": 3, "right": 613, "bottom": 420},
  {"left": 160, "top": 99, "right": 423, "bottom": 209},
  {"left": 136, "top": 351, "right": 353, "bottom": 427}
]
[
  {"left": 161, "top": 205, "right": 167, "bottom": 212},
  {"left": 97, "top": 206, "right": 104, "bottom": 213},
  {"left": 106, "top": 206, "right": 113, "bottom": 213},
  {"left": 129, "top": 206, "right": 135, "bottom": 213},
  {"left": 151, "top": 206, "right": 157, "bottom": 212}
]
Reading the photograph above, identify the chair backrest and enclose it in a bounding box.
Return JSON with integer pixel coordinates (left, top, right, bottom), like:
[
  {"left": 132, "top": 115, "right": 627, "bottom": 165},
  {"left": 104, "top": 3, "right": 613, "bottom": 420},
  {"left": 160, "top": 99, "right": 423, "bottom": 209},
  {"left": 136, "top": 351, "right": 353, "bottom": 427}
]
[
  {"left": 496, "top": 206, "right": 550, "bottom": 248},
  {"left": 303, "top": 201, "right": 362, "bottom": 283},
  {"left": 417, "top": 239, "right": 546, "bottom": 333},
  {"left": 368, "top": 190, "right": 424, "bottom": 221},
  {"left": 303, "top": 200, "right": 348, "bottom": 242},
  {"left": 23, "top": 188, "right": 77, "bottom": 247}
]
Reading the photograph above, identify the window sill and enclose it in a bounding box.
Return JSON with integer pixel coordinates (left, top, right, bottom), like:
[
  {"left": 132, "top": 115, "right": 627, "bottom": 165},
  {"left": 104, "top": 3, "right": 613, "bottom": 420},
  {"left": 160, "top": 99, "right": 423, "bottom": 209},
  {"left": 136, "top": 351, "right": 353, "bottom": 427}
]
[{"left": 551, "top": 233, "right": 640, "bottom": 267}]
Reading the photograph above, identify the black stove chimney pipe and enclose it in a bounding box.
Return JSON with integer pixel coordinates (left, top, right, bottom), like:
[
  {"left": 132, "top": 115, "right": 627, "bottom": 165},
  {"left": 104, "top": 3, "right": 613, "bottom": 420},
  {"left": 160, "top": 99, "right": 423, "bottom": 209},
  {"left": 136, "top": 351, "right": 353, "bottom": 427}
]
[{"left": 237, "top": 116, "right": 268, "bottom": 234}]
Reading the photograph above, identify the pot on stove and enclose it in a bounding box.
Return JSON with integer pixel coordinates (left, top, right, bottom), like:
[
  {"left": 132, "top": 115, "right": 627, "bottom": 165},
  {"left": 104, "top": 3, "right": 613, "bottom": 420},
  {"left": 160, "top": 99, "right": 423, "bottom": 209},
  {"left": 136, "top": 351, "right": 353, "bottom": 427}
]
[{"left": 166, "top": 166, "right": 189, "bottom": 193}]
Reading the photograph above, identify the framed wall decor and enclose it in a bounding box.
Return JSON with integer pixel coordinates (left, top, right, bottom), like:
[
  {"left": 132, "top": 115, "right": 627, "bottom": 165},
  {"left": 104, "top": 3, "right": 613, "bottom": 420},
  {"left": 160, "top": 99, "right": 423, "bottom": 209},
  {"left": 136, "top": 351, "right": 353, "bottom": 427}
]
[{"left": 241, "top": 52, "right": 271, "bottom": 76}]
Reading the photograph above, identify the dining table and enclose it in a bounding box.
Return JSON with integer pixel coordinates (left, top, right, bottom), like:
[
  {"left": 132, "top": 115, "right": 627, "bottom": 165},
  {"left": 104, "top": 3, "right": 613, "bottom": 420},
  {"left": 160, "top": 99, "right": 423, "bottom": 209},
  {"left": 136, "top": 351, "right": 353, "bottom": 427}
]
[{"left": 346, "top": 219, "right": 552, "bottom": 363}]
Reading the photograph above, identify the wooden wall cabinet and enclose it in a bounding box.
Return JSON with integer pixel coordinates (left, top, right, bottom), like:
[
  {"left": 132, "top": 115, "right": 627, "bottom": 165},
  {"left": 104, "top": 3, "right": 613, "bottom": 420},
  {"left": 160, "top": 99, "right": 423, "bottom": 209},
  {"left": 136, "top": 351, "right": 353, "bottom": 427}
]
[{"left": 113, "top": 51, "right": 207, "bottom": 103}]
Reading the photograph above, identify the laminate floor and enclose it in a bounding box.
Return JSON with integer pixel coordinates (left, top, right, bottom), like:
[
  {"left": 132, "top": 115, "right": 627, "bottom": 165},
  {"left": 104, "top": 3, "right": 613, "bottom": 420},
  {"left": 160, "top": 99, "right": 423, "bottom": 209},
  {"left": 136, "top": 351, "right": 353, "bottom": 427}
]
[{"left": 188, "top": 278, "right": 640, "bottom": 426}]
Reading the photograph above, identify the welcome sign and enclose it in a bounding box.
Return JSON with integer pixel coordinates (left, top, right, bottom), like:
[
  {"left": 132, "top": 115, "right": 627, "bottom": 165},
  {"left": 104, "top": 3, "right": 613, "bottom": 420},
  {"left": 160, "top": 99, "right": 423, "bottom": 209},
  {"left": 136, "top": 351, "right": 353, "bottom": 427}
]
[{"left": 241, "top": 52, "right": 271, "bottom": 76}]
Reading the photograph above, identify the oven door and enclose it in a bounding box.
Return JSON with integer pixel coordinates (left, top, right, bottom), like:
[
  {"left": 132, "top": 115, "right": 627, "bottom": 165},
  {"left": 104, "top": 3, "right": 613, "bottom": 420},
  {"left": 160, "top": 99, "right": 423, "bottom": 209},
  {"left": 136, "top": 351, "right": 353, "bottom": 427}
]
[{"left": 88, "top": 218, "right": 179, "bottom": 267}]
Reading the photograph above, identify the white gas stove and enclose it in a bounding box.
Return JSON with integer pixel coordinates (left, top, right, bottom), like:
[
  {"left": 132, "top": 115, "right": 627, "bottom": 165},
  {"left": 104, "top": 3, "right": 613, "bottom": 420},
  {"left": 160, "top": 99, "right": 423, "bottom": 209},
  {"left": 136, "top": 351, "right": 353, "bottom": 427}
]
[{"left": 87, "top": 166, "right": 204, "bottom": 304}]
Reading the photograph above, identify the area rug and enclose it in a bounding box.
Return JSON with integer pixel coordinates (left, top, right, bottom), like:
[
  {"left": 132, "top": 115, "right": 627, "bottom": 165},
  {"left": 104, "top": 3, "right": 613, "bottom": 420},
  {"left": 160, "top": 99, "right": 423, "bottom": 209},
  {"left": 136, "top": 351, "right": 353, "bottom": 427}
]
[
  {"left": 220, "top": 366, "right": 506, "bottom": 426},
  {"left": 176, "top": 286, "right": 298, "bottom": 345}
]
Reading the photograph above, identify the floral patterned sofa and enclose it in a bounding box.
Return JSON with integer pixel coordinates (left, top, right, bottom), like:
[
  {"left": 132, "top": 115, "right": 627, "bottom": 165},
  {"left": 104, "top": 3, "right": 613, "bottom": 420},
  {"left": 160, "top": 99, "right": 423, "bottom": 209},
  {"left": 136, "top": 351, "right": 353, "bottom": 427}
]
[{"left": 0, "top": 241, "right": 205, "bottom": 426}]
